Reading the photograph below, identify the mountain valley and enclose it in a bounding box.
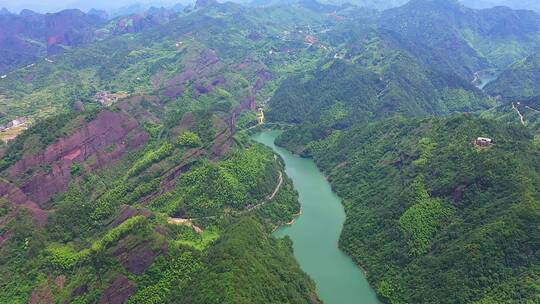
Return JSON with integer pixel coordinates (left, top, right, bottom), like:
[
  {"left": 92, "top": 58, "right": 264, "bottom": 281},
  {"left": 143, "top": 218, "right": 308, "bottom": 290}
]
[{"left": 1, "top": 0, "right": 540, "bottom": 303}]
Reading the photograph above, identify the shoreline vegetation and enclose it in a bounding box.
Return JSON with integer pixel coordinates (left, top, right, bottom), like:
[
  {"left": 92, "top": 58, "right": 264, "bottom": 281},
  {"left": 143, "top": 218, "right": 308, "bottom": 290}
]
[{"left": 254, "top": 130, "right": 381, "bottom": 304}]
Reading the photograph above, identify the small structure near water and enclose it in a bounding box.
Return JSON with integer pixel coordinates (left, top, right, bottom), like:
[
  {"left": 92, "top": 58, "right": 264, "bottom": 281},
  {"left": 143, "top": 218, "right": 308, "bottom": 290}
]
[{"left": 257, "top": 108, "right": 265, "bottom": 125}]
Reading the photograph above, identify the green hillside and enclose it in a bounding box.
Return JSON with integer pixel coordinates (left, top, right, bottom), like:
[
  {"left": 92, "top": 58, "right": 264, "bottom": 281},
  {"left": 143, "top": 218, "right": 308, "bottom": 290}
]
[
  {"left": 0, "top": 2, "right": 333, "bottom": 125},
  {"left": 277, "top": 115, "right": 540, "bottom": 303},
  {"left": 485, "top": 53, "right": 540, "bottom": 100},
  {"left": 0, "top": 94, "right": 318, "bottom": 302}
]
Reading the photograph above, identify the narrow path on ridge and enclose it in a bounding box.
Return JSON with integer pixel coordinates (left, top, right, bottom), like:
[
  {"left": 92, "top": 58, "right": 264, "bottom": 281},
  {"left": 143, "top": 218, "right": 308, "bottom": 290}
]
[{"left": 512, "top": 102, "right": 525, "bottom": 125}]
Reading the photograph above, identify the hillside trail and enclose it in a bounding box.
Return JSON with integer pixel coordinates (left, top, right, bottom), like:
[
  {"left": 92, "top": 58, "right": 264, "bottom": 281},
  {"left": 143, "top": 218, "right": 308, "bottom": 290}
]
[{"left": 512, "top": 102, "right": 525, "bottom": 125}]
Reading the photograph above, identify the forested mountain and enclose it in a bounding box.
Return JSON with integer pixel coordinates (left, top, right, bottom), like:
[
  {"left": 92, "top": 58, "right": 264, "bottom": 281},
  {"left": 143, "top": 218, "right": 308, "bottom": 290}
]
[
  {"left": 0, "top": 2, "right": 332, "bottom": 303},
  {"left": 0, "top": 1, "right": 338, "bottom": 126},
  {"left": 482, "top": 94, "right": 540, "bottom": 133},
  {"left": 460, "top": 0, "right": 540, "bottom": 12},
  {"left": 277, "top": 114, "right": 540, "bottom": 303},
  {"left": 267, "top": 0, "right": 540, "bottom": 128},
  {"left": 0, "top": 5, "right": 189, "bottom": 73},
  {"left": 485, "top": 53, "right": 540, "bottom": 100},
  {"left": 380, "top": 0, "right": 540, "bottom": 71},
  {"left": 0, "top": 9, "right": 107, "bottom": 72},
  {"left": 266, "top": 1, "right": 540, "bottom": 303},
  {"left": 2, "top": 0, "right": 540, "bottom": 303},
  {"left": 0, "top": 75, "right": 318, "bottom": 303},
  {"left": 5, "top": 0, "right": 540, "bottom": 127},
  {"left": 266, "top": 27, "right": 495, "bottom": 127}
]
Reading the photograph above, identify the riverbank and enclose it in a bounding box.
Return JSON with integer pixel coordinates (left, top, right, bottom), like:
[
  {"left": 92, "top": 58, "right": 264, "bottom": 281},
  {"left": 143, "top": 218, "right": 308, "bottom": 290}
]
[{"left": 252, "top": 130, "right": 381, "bottom": 304}]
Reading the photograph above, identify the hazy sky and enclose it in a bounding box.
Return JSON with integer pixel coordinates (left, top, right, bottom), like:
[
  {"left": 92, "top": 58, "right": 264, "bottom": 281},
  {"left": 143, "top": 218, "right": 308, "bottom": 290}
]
[
  {"left": 1, "top": 0, "right": 538, "bottom": 14},
  {"left": 0, "top": 0, "right": 186, "bottom": 13}
]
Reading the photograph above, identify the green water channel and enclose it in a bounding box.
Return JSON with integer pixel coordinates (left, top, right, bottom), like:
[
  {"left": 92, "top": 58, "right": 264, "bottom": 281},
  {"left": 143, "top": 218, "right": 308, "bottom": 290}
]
[{"left": 252, "top": 130, "right": 381, "bottom": 304}]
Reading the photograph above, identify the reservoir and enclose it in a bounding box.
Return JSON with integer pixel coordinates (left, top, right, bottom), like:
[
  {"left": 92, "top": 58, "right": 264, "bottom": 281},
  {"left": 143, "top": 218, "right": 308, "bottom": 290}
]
[{"left": 252, "top": 130, "right": 380, "bottom": 304}]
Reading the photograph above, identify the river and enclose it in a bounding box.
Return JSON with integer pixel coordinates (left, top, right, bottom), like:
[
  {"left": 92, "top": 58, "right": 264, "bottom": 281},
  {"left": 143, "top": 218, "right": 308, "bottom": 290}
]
[{"left": 252, "top": 130, "right": 380, "bottom": 304}]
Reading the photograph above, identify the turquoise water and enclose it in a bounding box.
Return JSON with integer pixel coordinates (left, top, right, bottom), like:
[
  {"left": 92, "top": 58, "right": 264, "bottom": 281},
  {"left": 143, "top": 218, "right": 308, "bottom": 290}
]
[
  {"left": 474, "top": 69, "right": 500, "bottom": 90},
  {"left": 252, "top": 130, "right": 381, "bottom": 304}
]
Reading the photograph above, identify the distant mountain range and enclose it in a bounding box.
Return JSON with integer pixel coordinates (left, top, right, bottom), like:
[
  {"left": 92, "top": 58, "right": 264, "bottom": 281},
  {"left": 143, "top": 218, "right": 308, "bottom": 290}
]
[
  {"left": 1, "top": 0, "right": 538, "bottom": 17},
  {"left": 247, "top": 0, "right": 540, "bottom": 11},
  {"left": 0, "top": 0, "right": 187, "bottom": 14},
  {"left": 0, "top": 5, "right": 186, "bottom": 73},
  {"left": 460, "top": 0, "right": 540, "bottom": 12},
  {"left": 0, "top": 9, "right": 106, "bottom": 72}
]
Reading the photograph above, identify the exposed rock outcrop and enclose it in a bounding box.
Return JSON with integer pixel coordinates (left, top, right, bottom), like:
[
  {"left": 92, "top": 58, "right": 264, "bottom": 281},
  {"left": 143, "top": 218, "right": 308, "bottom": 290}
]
[
  {"left": 99, "top": 275, "right": 135, "bottom": 304},
  {"left": 8, "top": 111, "right": 148, "bottom": 207},
  {"left": 29, "top": 282, "right": 54, "bottom": 304},
  {"left": 114, "top": 238, "right": 163, "bottom": 275},
  {"left": 0, "top": 9, "right": 106, "bottom": 72},
  {"left": 0, "top": 110, "right": 148, "bottom": 227}
]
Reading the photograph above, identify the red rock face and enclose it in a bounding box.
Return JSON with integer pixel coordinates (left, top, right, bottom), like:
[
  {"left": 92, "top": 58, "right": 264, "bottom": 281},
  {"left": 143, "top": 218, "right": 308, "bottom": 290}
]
[
  {"left": 112, "top": 205, "right": 152, "bottom": 228},
  {"left": 0, "top": 9, "right": 106, "bottom": 72},
  {"left": 114, "top": 238, "right": 161, "bottom": 275},
  {"left": 179, "top": 112, "right": 194, "bottom": 130},
  {"left": 0, "top": 180, "right": 48, "bottom": 226},
  {"left": 0, "top": 230, "right": 13, "bottom": 248},
  {"left": 0, "top": 110, "right": 148, "bottom": 224},
  {"left": 100, "top": 275, "right": 136, "bottom": 304},
  {"left": 211, "top": 114, "right": 234, "bottom": 157},
  {"left": 44, "top": 9, "right": 105, "bottom": 55},
  {"left": 29, "top": 283, "right": 54, "bottom": 304},
  {"left": 160, "top": 47, "right": 223, "bottom": 99}
]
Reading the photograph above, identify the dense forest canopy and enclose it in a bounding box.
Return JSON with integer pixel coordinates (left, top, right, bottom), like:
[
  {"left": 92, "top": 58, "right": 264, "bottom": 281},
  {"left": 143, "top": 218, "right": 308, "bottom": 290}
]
[{"left": 277, "top": 114, "right": 540, "bottom": 303}]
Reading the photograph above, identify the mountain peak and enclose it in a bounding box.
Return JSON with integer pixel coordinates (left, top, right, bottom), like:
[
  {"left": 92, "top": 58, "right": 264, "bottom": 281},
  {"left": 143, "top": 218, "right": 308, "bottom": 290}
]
[
  {"left": 88, "top": 8, "right": 109, "bottom": 20},
  {"left": 195, "top": 0, "right": 218, "bottom": 9},
  {"left": 19, "top": 9, "right": 40, "bottom": 17},
  {"left": 0, "top": 8, "right": 11, "bottom": 15},
  {"left": 407, "top": 0, "right": 462, "bottom": 9}
]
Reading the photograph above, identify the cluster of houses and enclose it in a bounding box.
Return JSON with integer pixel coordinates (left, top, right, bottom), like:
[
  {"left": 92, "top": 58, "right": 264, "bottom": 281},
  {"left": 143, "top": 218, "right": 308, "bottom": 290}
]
[{"left": 93, "top": 91, "right": 127, "bottom": 107}]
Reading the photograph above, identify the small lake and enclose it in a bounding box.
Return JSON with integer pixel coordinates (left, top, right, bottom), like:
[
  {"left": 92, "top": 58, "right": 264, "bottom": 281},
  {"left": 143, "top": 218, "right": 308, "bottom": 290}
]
[
  {"left": 252, "top": 130, "right": 381, "bottom": 304},
  {"left": 473, "top": 69, "right": 500, "bottom": 90}
]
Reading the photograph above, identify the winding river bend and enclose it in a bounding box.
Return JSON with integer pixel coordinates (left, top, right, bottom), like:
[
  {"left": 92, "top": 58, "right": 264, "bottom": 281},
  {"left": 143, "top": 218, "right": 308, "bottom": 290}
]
[{"left": 252, "top": 130, "right": 380, "bottom": 304}]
